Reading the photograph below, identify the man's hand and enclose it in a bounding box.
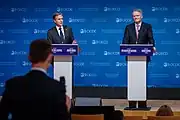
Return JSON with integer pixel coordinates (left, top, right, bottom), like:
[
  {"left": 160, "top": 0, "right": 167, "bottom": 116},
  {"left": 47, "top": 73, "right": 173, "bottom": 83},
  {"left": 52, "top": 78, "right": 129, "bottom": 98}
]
[
  {"left": 72, "top": 40, "right": 77, "bottom": 44},
  {"left": 153, "top": 47, "right": 156, "bottom": 53},
  {"left": 66, "top": 95, "right": 71, "bottom": 112}
]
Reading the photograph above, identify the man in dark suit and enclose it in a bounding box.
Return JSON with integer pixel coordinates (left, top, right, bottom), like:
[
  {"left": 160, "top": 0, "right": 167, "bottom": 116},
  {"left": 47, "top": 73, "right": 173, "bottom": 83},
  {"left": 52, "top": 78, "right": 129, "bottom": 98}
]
[
  {"left": 47, "top": 12, "right": 76, "bottom": 44},
  {"left": 122, "top": 9, "right": 156, "bottom": 109},
  {"left": 0, "top": 39, "right": 70, "bottom": 120}
]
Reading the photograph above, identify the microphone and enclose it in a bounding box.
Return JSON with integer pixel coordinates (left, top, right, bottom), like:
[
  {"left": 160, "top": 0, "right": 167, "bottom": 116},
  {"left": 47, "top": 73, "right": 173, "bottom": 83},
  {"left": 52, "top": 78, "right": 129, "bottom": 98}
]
[{"left": 59, "top": 76, "right": 65, "bottom": 85}]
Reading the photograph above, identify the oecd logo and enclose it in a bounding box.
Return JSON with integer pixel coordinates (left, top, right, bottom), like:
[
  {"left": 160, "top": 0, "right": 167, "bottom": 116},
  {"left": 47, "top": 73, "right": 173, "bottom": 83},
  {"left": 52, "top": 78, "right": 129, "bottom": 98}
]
[
  {"left": 11, "top": 50, "right": 27, "bottom": 55},
  {"left": 152, "top": 7, "right": 168, "bottom": 12},
  {"left": 33, "top": 29, "right": 47, "bottom": 34},
  {"left": 164, "top": 18, "right": 180, "bottom": 23},
  {"left": 67, "top": 48, "right": 76, "bottom": 54},
  {"left": 22, "top": 18, "right": 38, "bottom": 23},
  {"left": 22, "top": 61, "right": 31, "bottom": 66},
  {"left": 11, "top": 8, "right": 27, "bottom": 12},
  {"left": 52, "top": 48, "right": 63, "bottom": 53},
  {"left": 163, "top": 62, "right": 180, "bottom": 67},
  {"left": 104, "top": 7, "right": 120, "bottom": 12},
  {"left": 57, "top": 7, "right": 73, "bottom": 12},
  {"left": 92, "top": 40, "right": 108, "bottom": 45},
  {"left": 176, "top": 74, "right": 180, "bottom": 79},
  {"left": 116, "top": 18, "right": 132, "bottom": 23},
  {"left": 176, "top": 29, "right": 180, "bottom": 34},
  {"left": 80, "top": 29, "right": 96, "bottom": 34},
  {"left": 68, "top": 18, "right": 85, "bottom": 23}
]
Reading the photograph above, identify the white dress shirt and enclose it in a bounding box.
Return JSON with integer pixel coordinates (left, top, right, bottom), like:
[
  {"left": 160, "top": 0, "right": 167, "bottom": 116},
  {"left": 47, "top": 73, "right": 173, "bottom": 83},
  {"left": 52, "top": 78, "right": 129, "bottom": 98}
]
[{"left": 56, "top": 26, "right": 65, "bottom": 39}]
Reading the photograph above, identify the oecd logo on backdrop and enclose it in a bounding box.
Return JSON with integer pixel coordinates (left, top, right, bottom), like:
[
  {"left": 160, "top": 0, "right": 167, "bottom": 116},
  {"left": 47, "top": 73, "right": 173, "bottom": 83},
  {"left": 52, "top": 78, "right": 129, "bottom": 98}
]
[
  {"left": 104, "top": 7, "right": 121, "bottom": 12},
  {"left": 22, "top": 61, "right": 31, "bottom": 66},
  {"left": 11, "top": 51, "right": 27, "bottom": 56},
  {"left": 11, "top": 8, "right": 27, "bottom": 12},
  {"left": 164, "top": 18, "right": 180, "bottom": 23},
  {"left": 153, "top": 52, "right": 168, "bottom": 56},
  {"left": 176, "top": 29, "right": 180, "bottom": 34},
  {"left": 69, "top": 18, "right": 86, "bottom": 23},
  {"left": 116, "top": 18, "right": 132, "bottom": 23},
  {"left": 163, "top": 62, "right": 180, "bottom": 67},
  {"left": 80, "top": 72, "right": 97, "bottom": 78},
  {"left": 57, "top": 7, "right": 73, "bottom": 12},
  {"left": 104, "top": 51, "right": 119, "bottom": 56},
  {"left": 116, "top": 62, "right": 127, "bottom": 67},
  {"left": 33, "top": 29, "right": 47, "bottom": 34},
  {"left": 22, "top": 18, "right": 38, "bottom": 23},
  {"left": 151, "top": 7, "right": 168, "bottom": 12},
  {"left": 80, "top": 29, "right": 96, "bottom": 34},
  {"left": 176, "top": 74, "right": 180, "bottom": 79},
  {"left": 0, "top": 40, "right": 16, "bottom": 45},
  {"left": 92, "top": 40, "right": 108, "bottom": 45}
]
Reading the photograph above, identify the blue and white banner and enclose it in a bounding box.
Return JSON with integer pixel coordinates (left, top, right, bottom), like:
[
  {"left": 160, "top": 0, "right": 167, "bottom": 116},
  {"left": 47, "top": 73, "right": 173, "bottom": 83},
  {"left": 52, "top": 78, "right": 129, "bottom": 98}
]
[{"left": 0, "top": 0, "right": 180, "bottom": 95}]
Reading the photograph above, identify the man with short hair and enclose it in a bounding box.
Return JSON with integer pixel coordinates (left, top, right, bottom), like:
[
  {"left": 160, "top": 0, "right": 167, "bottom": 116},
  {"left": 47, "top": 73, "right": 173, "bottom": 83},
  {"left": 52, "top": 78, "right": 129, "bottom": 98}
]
[
  {"left": 47, "top": 12, "right": 76, "bottom": 44},
  {"left": 122, "top": 9, "right": 156, "bottom": 109},
  {"left": 0, "top": 39, "right": 70, "bottom": 120}
]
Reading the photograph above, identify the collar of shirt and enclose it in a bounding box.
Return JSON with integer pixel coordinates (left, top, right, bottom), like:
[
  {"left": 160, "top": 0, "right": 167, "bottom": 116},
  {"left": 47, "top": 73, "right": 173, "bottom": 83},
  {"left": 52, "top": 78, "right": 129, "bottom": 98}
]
[
  {"left": 31, "top": 67, "right": 47, "bottom": 74},
  {"left": 56, "top": 26, "right": 65, "bottom": 36},
  {"left": 135, "top": 22, "right": 142, "bottom": 27}
]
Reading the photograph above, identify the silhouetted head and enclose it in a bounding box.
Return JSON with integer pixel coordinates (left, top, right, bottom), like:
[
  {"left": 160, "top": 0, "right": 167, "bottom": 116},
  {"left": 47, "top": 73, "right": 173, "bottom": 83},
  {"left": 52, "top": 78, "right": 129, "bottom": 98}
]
[
  {"left": 28, "top": 39, "right": 52, "bottom": 70},
  {"left": 156, "top": 105, "right": 174, "bottom": 116}
]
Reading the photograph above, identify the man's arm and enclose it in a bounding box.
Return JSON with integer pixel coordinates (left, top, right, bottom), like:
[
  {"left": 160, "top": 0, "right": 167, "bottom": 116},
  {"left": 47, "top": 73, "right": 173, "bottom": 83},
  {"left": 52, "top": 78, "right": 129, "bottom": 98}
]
[
  {"left": 147, "top": 24, "right": 155, "bottom": 47},
  {"left": 0, "top": 80, "right": 11, "bottom": 120},
  {"left": 47, "top": 31, "right": 53, "bottom": 44},
  {"left": 122, "top": 26, "right": 129, "bottom": 44},
  {"left": 69, "top": 27, "right": 75, "bottom": 44},
  {"left": 53, "top": 82, "right": 68, "bottom": 120}
]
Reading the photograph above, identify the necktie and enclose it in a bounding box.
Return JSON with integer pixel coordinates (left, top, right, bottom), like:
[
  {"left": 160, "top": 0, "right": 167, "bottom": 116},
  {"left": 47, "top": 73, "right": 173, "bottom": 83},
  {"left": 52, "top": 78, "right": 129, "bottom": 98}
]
[
  {"left": 59, "top": 27, "right": 64, "bottom": 40},
  {"left": 136, "top": 24, "right": 140, "bottom": 39}
]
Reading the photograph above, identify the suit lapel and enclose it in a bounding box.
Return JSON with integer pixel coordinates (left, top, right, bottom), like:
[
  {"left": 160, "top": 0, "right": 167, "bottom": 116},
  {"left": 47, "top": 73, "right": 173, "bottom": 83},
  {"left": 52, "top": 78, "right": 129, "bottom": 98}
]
[
  {"left": 53, "top": 26, "right": 63, "bottom": 43},
  {"left": 63, "top": 25, "right": 68, "bottom": 40},
  {"left": 132, "top": 23, "right": 137, "bottom": 40}
]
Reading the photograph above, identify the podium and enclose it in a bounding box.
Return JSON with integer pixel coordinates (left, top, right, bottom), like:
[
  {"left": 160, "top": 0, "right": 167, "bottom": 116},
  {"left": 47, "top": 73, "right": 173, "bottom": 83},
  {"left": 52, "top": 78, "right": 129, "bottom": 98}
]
[
  {"left": 120, "top": 44, "right": 153, "bottom": 110},
  {"left": 52, "top": 44, "right": 78, "bottom": 99}
]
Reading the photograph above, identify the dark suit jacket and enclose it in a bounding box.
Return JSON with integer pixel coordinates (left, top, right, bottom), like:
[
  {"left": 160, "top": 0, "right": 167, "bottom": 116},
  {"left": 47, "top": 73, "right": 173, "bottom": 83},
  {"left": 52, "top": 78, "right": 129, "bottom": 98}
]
[
  {"left": 122, "top": 22, "right": 155, "bottom": 62},
  {"left": 0, "top": 70, "right": 68, "bottom": 120},
  {"left": 47, "top": 25, "right": 74, "bottom": 44}
]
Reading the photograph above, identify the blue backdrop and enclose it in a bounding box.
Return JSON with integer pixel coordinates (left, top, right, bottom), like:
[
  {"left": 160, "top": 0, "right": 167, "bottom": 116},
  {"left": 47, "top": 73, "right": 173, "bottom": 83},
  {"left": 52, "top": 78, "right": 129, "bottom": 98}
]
[{"left": 0, "top": 0, "right": 180, "bottom": 95}]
